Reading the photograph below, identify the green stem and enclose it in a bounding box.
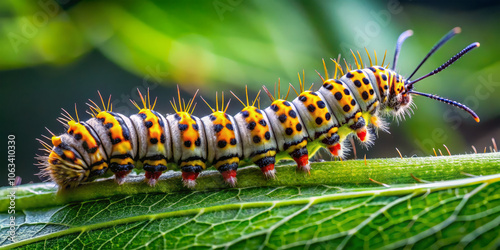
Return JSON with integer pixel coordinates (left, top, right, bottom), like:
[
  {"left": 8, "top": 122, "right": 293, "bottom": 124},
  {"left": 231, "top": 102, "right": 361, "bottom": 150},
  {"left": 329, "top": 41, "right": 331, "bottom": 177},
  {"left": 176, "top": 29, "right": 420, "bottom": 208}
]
[{"left": 1, "top": 152, "right": 499, "bottom": 211}]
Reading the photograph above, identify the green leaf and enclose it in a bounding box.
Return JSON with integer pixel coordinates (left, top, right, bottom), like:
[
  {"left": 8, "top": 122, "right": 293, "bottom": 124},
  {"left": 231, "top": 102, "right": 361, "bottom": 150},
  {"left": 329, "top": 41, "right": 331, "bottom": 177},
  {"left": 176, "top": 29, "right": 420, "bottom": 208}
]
[{"left": 1, "top": 153, "right": 499, "bottom": 249}]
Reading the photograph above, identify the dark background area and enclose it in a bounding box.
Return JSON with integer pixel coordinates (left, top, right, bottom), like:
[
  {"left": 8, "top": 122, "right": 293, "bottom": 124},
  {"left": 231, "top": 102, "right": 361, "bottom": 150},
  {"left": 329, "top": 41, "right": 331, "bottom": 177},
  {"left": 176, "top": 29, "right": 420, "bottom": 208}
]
[{"left": 1, "top": 0, "right": 499, "bottom": 186}]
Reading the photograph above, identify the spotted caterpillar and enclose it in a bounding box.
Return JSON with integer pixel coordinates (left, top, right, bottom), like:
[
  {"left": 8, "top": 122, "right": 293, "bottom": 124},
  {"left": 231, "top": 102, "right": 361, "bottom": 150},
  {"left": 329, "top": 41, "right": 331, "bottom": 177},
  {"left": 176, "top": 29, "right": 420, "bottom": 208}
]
[{"left": 38, "top": 28, "right": 480, "bottom": 190}]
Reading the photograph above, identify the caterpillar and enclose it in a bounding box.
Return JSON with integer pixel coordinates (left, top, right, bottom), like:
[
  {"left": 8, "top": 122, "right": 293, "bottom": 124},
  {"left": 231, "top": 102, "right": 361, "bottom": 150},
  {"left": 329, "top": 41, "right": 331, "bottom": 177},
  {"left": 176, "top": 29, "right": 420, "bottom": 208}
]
[{"left": 37, "top": 27, "right": 480, "bottom": 190}]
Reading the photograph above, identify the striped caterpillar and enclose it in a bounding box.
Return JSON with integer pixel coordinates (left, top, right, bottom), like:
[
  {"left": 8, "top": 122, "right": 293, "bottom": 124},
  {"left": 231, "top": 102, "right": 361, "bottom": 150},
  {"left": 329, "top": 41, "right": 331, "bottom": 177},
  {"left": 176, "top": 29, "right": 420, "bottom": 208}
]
[{"left": 38, "top": 28, "right": 480, "bottom": 190}]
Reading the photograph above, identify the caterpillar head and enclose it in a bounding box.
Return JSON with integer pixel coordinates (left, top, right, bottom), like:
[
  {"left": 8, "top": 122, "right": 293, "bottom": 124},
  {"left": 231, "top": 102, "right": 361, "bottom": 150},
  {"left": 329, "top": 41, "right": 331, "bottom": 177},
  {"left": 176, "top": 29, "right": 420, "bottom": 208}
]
[{"left": 390, "top": 27, "right": 480, "bottom": 122}]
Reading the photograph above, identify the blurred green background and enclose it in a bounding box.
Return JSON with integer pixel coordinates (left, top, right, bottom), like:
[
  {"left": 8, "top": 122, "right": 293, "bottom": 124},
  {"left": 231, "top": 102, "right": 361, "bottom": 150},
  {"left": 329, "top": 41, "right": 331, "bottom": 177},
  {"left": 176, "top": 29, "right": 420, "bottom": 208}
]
[{"left": 1, "top": 0, "right": 499, "bottom": 185}]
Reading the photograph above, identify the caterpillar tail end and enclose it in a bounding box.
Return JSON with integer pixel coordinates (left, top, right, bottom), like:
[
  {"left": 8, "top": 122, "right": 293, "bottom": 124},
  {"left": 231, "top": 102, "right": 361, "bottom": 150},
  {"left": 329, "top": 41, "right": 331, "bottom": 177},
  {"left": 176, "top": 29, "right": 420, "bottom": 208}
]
[
  {"left": 221, "top": 170, "right": 237, "bottom": 187},
  {"left": 182, "top": 171, "right": 199, "bottom": 189},
  {"left": 293, "top": 154, "right": 310, "bottom": 174},
  {"left": 260, "top": 164, "right": 276, "bottom": 179}
]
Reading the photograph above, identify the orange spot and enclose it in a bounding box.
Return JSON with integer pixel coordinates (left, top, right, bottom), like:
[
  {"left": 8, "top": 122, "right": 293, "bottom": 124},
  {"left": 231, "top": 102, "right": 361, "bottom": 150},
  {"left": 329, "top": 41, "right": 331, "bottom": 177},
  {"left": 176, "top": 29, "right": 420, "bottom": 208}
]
[
  {"left": 329, "top": 144, "right": 342, "bottom": 156},
  {"left": 293, "top": 154, "right": 309, "bottom": 168},
  {"left": 357, "top": 129, "right": 367, "bottom": 142},
  {"left": 474, "top": 117, "right": 480, "bottom": 123},
  {"left": 221, "top": 169, "right": 237, "bottom": 181},
  {"left": 261, "top": 164, "right": 275, "bottom": 174},
  {"left": 182, "top": 171, "right": 199, "bottom": 182}
]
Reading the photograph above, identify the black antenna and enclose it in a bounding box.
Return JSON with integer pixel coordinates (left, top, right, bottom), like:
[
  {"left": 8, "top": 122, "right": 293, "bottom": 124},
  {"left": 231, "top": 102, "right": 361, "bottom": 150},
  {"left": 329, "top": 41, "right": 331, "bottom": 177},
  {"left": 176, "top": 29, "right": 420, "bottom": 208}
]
[
  {"left": 392, "top": 30, "right": 413, "bottom": 70},
  {"left": 406, "top": 42, "right": 480, "bottom": 89},
  {"left": 409, "top": 90, "right": 480, "bottom": 122},
  {"left": 407, "top": 27, "right": 461, "bottom": 80}
]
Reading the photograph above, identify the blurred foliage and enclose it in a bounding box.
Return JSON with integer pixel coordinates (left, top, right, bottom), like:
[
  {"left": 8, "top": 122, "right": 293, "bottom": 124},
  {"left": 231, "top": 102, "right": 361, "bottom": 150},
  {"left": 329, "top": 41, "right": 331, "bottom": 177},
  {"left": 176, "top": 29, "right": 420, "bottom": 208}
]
[{"left": 0, "top": 0, "right": 499, "bottom": 184}]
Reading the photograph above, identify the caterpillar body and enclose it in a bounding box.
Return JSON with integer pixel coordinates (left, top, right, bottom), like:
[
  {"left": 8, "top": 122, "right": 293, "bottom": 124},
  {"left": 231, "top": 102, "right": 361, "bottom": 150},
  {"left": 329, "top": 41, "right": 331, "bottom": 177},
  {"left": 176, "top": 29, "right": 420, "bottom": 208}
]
[{"left": 38, "top": 28, "right": 480, "bottom": 190}]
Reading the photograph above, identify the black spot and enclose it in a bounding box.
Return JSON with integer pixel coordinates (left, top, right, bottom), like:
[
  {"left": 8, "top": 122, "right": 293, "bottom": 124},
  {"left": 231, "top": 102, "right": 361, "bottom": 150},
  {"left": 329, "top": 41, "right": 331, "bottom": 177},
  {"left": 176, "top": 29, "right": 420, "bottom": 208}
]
[
  {"left": 209, "top": 114, "right": 216, "bottom": 121},
  {"left": 310, "top": 92, "right": 318, "bottom": 96},
  {"left": 307, "top": 104, "right": 316, "bottom": 113},
  {"left": 323, "top": 84, "right": 333, "bottom": 90},
  {"left": 378, "top": 67, "right": 385, "bottom": 71},
  {"left": 363, "top": 78, "right": 370, "bottom": 85},
  {"left": 369, "top": 89, "right": 374, "bottom": 95},
  {"left": 362, "top": 91, "right": 369, "bottom": 100},
  {"left": 384, "top": 85, "right": 388, "bottom": 90},
  {"left": 299, "top": 95, "right": 307, "bottom": 102},
  {"left": 270, "top": 104, "right": 279, "bottom": 112},
  {"left": 218, "top": 140, "right": 227, "bottom": 148},
  {"left": 184, "top": 140, "right": 191, "bottom": 147},
  {"left": 111, "top": 138, "right": 122, "bottom": 145},
  {"left": 278, "top": 114, "right": 287, "bottom": 123},
  {"left": 242, "top": 111, "right": 249, "bottom": 118},
  {"left": 317, "top": 101, "right": 326, "bottom": 109},
  {"left": 253, "top": 136, "right": 261, "bottom": 143},
  {"left": 344, "top": 89, "right": 350, "bottom": 95},
  {"left": 335, "top": 80, "right": 343, "bottom": 85},
  {"left": 160, "top": 134, "right": 166, "bottom": 143},
  {"left": 247, "top": 121, "right": 256, "bottom": 130},
  {"left": 282, "top": 101, "right": 290, "bottom": 106},
  {"left": 255, "top": 109, "right": 262, "bottom": 114},
  {"left": 296, "top": 123, "right": 302, "bottom": 131},
  {"left": 144, "top": 121, "right": 153, "bottom": 128},
  {"left": 334, "top": 92, "right": 343, "bottom": 100},
  {"left": 192, "top": 124, "right": 199, "bottom": 131},
  {"left": 195, "top": 138, "right": 201, "bottom": 146},
  {"left": 105, "top": 123, "right": 113, "bottom": 129},
  {"left": 175, "top": 114, "right": 181, "bottom": 120},
  {"left": 315, "top": 117, "right": 323, "bottom": 125},
  {"left": 356, "top": 70, "right": 362, "bottom": 73},
  {"left": 343, "top": 105, "right": 350, "bottom": 112},
  {"left": 150, "top": 138, "right": 158, "bottom": 144},
  {"left": 351, "top": 99, "right": 356, "bottom": 106},
  {"left": 285, "top": 128, "right": 294, "bottom": 135},
  {"left": 214, "top": 124, "right": 223, "bottom": 133},
  {"left": 178, "top": 124, "right": 188, "bottom": 131},
  {"left": 226, "top": 123, "right": 233, "bottom": 131},
  {"left": 264, "top": 131, "right": 271, "bottom": 140},
  {"left": 288, "top": 110, "right": 297, "bottom": 118},
  {"left": 259, "top": 119, "right": 267, "bottom": 126},
  {"left": 230, "top": 138, "right": 237, "bottom": 145},
  {"left": 381, "top": 74, "right": 387, "bottom": 81},
  {"left": 139, "top": 113, "right": 147, "bottom": 119},
  {"left": 74, "top": 133, "right": 82, "bottom": 140},
  {"left": 354, "top": 80, "right": 362, "bottom": 87},
  {"left": 325, "top": 113, "right": 331, "bottom": 121},
  {"left": 346, "top": 72, "right": 354, "bottom": 78},
  {"left": 369, "top": 67, "right": 376, "bottom": 72}
]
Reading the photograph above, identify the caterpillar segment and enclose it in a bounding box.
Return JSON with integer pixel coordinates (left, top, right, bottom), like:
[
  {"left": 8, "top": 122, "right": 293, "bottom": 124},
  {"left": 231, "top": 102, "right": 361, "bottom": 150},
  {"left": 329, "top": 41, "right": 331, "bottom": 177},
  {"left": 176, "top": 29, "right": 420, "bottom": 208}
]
[
  {"left": 129, "top": 90, "right": 171, "bottom": 186},
  {"left": 262, "top": 81, "right": 311, "bottom": 173},
  {"left": 39, "top": 28, "right": 482, "bottom": 191},
  {"left": 290, "top": 72, "right": 345, "bottom": 158},
  {"left": 86, "top": 95, "right": 138, "bottom": 185},
  {"left": 167, "top": 88, "right": 207, "bottom": 188},
  {"left": 200, "top": 93, "right": 242, "bottom": 187},
  {"left": 232, "top": 87, "right": 278, "bottom": 179}
]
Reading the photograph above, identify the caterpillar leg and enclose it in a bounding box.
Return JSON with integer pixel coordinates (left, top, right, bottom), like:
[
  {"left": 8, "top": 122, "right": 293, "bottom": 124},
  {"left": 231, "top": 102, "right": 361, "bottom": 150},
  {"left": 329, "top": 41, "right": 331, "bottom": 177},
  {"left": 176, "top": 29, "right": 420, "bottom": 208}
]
[
  {"left": 252, "top": 150, "right": 277, "bottom": 179},
  {"left": 181, "top": 165, "right": 204, "bottom": 188},
  {"left": 218, "top": 162, "right": 238, "bottom": 187},
  {"left": 143, "top": 164, "right": 167, "bottom": 187}
]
